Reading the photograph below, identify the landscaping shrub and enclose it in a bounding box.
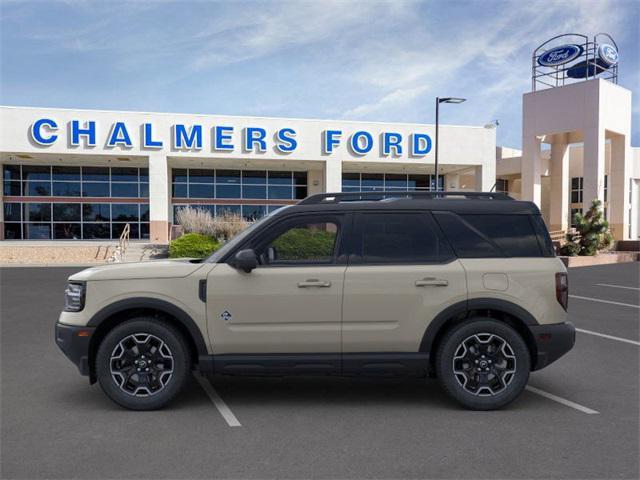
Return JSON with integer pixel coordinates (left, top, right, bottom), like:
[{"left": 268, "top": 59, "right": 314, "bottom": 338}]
[
  {"left": 175, "top": 206, "right": 250, "bottom": 242},
  {"left": 272, "top": 227, "right": 336, "bottom": 261},
  {"left": 169, "top": 233, "right": 220, "bottom": 259},
  {"left": 560, "top": 199, "right": 613, "bottom": 256}
]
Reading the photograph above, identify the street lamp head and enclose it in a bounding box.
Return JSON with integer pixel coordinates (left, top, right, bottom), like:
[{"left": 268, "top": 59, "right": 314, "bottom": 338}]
[{"left": 438, "top": 97, "right": 466, "bottom": 104}]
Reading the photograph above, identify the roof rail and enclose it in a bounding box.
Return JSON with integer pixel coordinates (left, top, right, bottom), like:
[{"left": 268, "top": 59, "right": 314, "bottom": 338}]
[{"left": 298, "top": 191, "right": 513, "bottom": 205}]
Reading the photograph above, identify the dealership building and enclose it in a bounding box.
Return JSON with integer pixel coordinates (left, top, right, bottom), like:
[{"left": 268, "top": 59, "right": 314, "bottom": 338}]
[
  {"left": 0, "top": 107, "right": 496, "bottom": 243},
  {"left": 0, "top": 34, "right": 638, "bottom": 245}
]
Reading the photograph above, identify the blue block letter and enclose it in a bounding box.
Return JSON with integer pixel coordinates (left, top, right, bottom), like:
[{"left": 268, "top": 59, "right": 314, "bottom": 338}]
[
  {"left": 30, "top": 118, "right": 58, "bottom": 145},
  {"left": 107, "top": 122, "right": 133, "bottom": 148},
  {"left": 383, "top": 132, "right": 403, "bottom": 156},
  {"left": 71, "top": 120, "right": 96, "bottom": 146},
  {"left": 244, "top": 127, "right": 267, "bottom": 152},
  {"left": 275, "top": 128, "right": 297, "bottom": 153},
  {"left": 174, "top": 124, "right": 203, "bottom": 150},
  {"left": 411, "top": 133, "right": 432, "bottom": 156},
  {"left": 214, "top": 126, "right": 234, "bottom": 151},
  {"left": 143, "top": 123, "right": 163, "bottom": 148},
  {"left": 350, "top": 131, "right": 373, "bottom": 155},
  {"left": 323, "top": 130, "right": 342, "bottom": 154}
]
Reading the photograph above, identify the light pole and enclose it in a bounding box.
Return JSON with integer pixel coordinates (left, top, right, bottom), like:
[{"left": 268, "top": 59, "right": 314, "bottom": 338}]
[{"left": 435, "top": 97, "right": 466, "bottom": 191}]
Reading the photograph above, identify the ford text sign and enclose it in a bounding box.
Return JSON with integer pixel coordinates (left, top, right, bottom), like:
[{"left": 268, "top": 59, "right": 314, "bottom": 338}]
[{"left": 537, "top": 44, "right": 583, "bottom": 67}]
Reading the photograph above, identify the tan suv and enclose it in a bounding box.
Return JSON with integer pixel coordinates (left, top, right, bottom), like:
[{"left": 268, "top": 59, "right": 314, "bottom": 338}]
[{"left": 55, "top": 191, "right": 575, "bottom": 411}]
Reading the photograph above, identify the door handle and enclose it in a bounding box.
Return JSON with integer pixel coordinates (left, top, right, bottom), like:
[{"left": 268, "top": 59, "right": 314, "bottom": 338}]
[
  {"left": 415, "top": 278, "right": 449, "bottom": 287},
  {"left": 297, "top": 279, "right": 332, "bottom": 288}
]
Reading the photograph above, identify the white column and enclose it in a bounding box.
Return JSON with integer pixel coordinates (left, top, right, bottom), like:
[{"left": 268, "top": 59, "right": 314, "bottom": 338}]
[
  {"left": 474, "top": 163, "right": 495, "bottom": 192},
  {"left": 549, "top": 134, "right": 570, "bottom": 232},
  {"left": 609, "top": 134, "right": 631, "bottom": 240},
  {"left": 522, "top": 135, "right": 542, "bottom": 205},
  {"left": 148, "top": 153, "right": 170, "bottom": 244},
  {"left": 582, "top": 126, "right": 606, "bottom": 210},
  {"left": 307, "top": 169, "right": 324, "bottom": 195},
  {"left": 323, "top": 159, "right": 342, "bottom": 193}
]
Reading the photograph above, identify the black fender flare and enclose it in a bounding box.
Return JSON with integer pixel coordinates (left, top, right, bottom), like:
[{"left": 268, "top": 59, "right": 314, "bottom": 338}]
[
  {"left": 87, "top": 297, "right": 209, "bottom": 357},
  {"left": 419, "top": 298, "right": 538, "bottom": 353}
]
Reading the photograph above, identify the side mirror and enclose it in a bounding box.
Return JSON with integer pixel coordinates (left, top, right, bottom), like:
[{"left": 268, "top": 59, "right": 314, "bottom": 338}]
[{"left": 231, "top": 249, "right": 258, "bottom": 273}]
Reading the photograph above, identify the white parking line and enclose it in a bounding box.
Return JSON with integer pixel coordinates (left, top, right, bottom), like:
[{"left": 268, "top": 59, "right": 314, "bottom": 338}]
[
  {"left": 525, "top": 386, "right": 599, "bottom": 414},
  {"left": 596, "top": 283, "right": 640, "bottom": 291},
  {"left": 194, "top": 372, "right": 242, "bottom": 427},
  {"left": 576, "top": 327, "right": 640, "bottom": 346},
  {"left": 569, "top": 294, "right": 640, "bottom": 309}
]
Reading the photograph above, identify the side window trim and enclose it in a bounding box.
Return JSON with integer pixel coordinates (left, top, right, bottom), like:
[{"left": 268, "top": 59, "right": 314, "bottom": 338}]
[
  {"left": 433, "top": 211, "right": 507, "bottom": 258},
  {"left": 349, "top": 210, "right": 456, "bottom": 266},
  {"left": 252, "top": 213, "right": 345, "bottom": 267}
]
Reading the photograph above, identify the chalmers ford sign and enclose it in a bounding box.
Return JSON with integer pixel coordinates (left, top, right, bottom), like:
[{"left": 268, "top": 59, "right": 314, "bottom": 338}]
[{"left": 29, "top": 118, "right": 434, "bottom": 157}]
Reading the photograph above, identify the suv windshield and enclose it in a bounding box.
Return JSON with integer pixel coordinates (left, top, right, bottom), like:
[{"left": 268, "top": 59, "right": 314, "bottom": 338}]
[{"left": 205, "top": 206, "right": 291, "bottom": 263}]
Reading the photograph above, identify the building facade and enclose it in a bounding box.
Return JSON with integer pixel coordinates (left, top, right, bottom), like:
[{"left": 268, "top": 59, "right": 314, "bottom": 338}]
[
  {"left": 0, "top": 106, "right": 496, "bottom": 243},
  {"left": 496, "top": 79, "right": 639, "bottom": 240}
]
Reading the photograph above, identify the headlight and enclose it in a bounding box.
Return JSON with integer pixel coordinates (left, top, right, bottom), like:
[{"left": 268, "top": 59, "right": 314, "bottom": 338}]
[{"left": 64, "top": 282, "right": 85, "bottom": 312}]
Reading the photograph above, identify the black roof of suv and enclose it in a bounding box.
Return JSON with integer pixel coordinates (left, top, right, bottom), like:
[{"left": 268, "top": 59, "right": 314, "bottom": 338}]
[{"left": 278, "top": 191, "right": 541, "bottom": 216}]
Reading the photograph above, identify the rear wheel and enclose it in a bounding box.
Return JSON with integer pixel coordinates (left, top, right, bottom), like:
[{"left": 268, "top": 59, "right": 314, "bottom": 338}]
[
  {"left": 436, "top": 318, "right": 530, "bottom": 410},
  {"left": 96, "top": 318, "right": 191, "bottom": 410}
]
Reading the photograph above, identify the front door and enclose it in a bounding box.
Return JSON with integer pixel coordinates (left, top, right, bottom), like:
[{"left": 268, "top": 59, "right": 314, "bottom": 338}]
[
  {"left": 206, "top": 214, "right": 347, "bottom": 355},
  {"left": 341, "top": 211, "right": 467, "bottom": 353}
]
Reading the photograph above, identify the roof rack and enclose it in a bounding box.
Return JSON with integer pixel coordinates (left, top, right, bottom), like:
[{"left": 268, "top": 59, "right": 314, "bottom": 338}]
[{"left": 298, "top": 191, "right": 513, "bottom": 205}]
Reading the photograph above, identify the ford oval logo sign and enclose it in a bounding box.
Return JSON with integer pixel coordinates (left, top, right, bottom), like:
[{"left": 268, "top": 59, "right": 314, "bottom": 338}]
[
  {"left": 538, "top": 44, "right": 583, "bottom": 67},
  {"left": 598, "top": 44, "right": 618, "bottom": 66}
]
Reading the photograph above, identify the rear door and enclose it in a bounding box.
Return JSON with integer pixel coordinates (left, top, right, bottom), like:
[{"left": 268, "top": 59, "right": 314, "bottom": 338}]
[{"left": 341, "top": 211, "right": 467, "bottom": 353}]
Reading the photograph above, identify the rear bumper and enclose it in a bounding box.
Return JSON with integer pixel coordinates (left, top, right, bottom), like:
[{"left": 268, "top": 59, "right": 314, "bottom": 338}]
[
  {"left": 55, "top": 322, "right": 94, "bottom": 376},
  {"left": 530, "top": 321, "right": 576, "bottom": 370}
]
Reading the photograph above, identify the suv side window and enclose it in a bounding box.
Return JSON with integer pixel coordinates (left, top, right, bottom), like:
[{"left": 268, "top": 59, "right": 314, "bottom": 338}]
[
  {"left": 433, "top": 211, "right": 543, "bottom": 258},
  {"left": 352, "top": 211, "right": 454, "bottom": 264},
  {"left": 256, "top": 216, "right": 341, "bottom": 266},
  {"left": 461, "top": 214, "right": 542, "bottom": 257},
  {"left": 433, "top": 211, "right": 502, "bottom": 258}
]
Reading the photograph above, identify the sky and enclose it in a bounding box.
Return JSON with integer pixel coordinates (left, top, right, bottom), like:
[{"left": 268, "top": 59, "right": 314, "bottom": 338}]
[{"left": 1, "top": 0, "right": 638, "bottom": 148}]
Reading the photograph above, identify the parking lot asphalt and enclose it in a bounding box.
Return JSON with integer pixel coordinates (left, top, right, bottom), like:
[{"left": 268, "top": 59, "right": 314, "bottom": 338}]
[{"left": 1, "top": 263, "right": 639, "bottom": 479}]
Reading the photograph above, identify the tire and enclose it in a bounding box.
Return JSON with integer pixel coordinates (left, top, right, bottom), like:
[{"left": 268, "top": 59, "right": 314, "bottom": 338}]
[
  {"left": 436, "top": 318, "right": 530, "bottom": 410},
  {"left": 95, "top": 318, "right": 191, "bottom": 410}
]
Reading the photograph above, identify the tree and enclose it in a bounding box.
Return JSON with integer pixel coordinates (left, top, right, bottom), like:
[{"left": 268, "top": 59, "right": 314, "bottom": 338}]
[{"left": 560, "top": 199, "right": 613, "bottom": 256}]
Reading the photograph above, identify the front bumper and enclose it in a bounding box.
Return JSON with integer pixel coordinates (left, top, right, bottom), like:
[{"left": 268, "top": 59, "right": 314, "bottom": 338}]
[
  {"left": 530, "top": 321, "right": 576, "bottom": 370},
  {"left": 55, "top": 322, "right": 95, "bottom": 376}
]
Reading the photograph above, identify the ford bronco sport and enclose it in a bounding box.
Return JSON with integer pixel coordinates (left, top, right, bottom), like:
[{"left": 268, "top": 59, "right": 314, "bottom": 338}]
[{"left": 56, "top": 191, "right": 575, "bottom": 411}]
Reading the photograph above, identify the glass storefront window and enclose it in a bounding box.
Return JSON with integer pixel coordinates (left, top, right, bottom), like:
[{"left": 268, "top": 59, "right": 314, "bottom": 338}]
[
  {"left": 25, "top": 181, "right": 51, "bottom": 196},
  {"left": 2, "top": 201, "right": 148, "bottom": 240},
  {"left": 24, "top": 223, "right": 51, "bottom": 239},
  {"left": 343, "top": 173, "right": 444, "bottom": 192},
  {"left": 242, "top": 185, "right": 266, "bottom": 199},
  {"left": 111, "top": 183, "right": 139, "bottom": 198},
  {"left": 83, "top": 203, "right": 110, "bottom": 221},
  {"left": 52, "top": 182, "right": 81, "bottom": 197},
  {"left": 54, "top": 223, "right": 81, "bottom": 239},
  {"left": 216, "top": 204, "right": 241, "bottom": 216},
  {"left": 169, "top": 168, "right": 307, "bottom": 223},
  {"left": 188, "top": 184, "right": 215, "bottom": 199},
  {"left": 53, "top": 204, "right": 81, "bottom": 222},
  {"left": 82, "top": 167, "right": 109, "bottom": 182},
  {"left": 216, "top": 184, "right": 241, "bottom": 198},
  {"left": 4, "top": 202, "right": 21, "bottom": 221},
  {"left": 52, "top": 166, "right": 80, "bottom": 181}
]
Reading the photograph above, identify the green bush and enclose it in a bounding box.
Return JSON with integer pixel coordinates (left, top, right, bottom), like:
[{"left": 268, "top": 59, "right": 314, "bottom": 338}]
[
  {"left": 169, "top": 233, "right": 220, "bottom": 259},
  {"left": 272, "top": 228, "right": 336, "bottom": 261},
  {"left": 559, "top": 199, "right": 613, "bottom": 256}
]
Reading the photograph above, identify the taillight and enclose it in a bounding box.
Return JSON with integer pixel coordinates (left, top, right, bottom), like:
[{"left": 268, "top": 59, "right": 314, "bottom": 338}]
[{"left": 555, "top": 272, "right": 568, "bottom": 310}]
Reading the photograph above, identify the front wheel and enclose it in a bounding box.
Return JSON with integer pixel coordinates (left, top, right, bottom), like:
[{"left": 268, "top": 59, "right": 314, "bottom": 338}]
[
  {"left": 95, "top": 318, "right": 191, "bottom": 410},
  {"left": 436, "top": 319, "right": 530, "bottom": 410}
]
